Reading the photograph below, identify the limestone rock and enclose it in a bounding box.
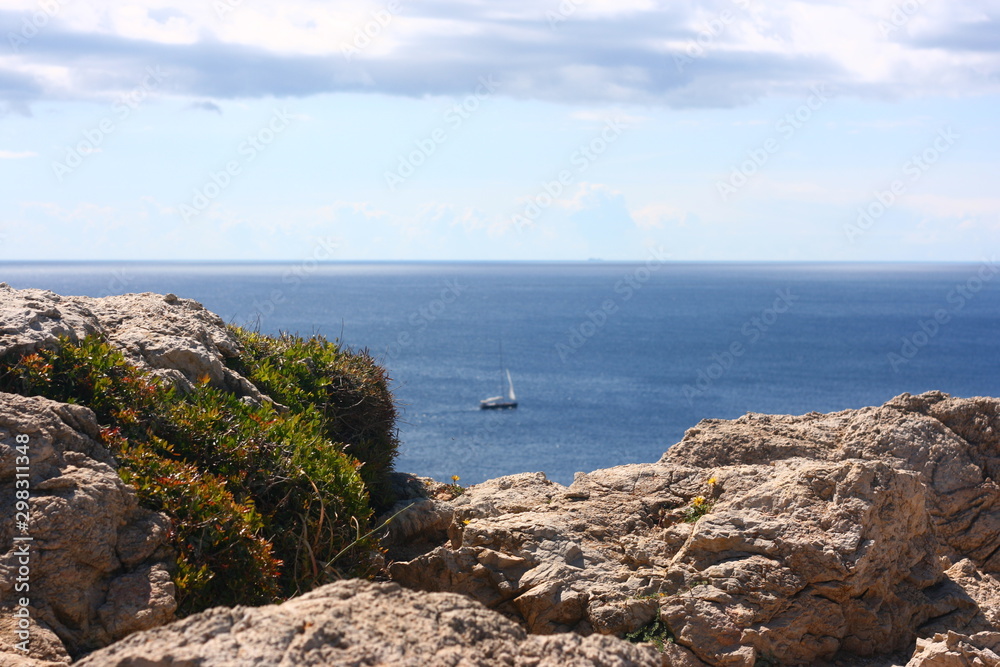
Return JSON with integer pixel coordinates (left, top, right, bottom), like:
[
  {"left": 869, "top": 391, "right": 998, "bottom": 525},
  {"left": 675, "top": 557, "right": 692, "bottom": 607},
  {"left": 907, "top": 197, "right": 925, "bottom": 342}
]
[
  {"left": 0, "top": 393, "right": 175, "bottom": 663},
  {"left": 377, "top": 473, "right": 456, "bottom": 562},
  {"left": 0, "top": 285, "right": 263, "bottom": 400},
  {"left": 661, "top": 460, "right": 946, "bottom": 664},
  {"left": 76, "top": 579, "right": 666, "bottom": 667},
  {"left": 906, "top": 631, "right": 1000, "bottom": 666},
  {"left": 389, "top": 393, "right": 1000, "bottom": 666},
  {"left": 663, "top": 392, "right": 1000, "bottom": 574},
  {"left": 941, "top": 559, "right": 1000, "bottom": 634}
]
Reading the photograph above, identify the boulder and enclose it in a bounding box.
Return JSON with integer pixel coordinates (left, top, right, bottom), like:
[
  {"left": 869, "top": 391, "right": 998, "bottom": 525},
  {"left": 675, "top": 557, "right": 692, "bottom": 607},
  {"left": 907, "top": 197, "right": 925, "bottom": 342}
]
[
  {"left": 0, "top": 284, "right": 263, "bottom": 400},
  {"left": 75, "top": 579, "right": 667, "bottom": 667},
  {"left": 664, "top": 392, "right": 1000, "bottom": 573},
  {"left": 0, "top": 393, "right": 175, "bottom": 663}
]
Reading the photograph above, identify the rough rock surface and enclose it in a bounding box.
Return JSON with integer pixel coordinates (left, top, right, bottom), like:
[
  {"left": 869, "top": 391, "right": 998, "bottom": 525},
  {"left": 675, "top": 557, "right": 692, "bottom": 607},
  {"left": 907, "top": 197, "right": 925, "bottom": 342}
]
[
  {"left": 663, "top": 392, "right": 1000, "bottom": 574},
  {"left": 0, "top": 393, "right": 175, "bottom": 664},
  {"left": 75, "top": 579, "right": 666, "bottom": 667},
  {"left": 388, "top": 393, "right": 1000, "bottom": 666},
  {"left": 906, "top": 631, "right": 1000, "bottom": 666},
  {"left": 0, "top": 284, "right": 263, "bottom": 400}
]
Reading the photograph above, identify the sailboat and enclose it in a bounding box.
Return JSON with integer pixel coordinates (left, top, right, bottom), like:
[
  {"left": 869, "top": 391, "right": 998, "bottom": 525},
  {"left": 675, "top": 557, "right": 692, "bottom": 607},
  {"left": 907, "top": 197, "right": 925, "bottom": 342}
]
[{"left": 480, "top": 342, "right": 518, "bottom": 410}]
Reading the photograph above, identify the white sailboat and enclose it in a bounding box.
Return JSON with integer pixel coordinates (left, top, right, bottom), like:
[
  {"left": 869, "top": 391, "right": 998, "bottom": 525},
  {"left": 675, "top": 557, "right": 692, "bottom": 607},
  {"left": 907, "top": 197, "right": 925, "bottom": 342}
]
[{"left": 480, "top": 343, "right": 518, "bottom": 410}]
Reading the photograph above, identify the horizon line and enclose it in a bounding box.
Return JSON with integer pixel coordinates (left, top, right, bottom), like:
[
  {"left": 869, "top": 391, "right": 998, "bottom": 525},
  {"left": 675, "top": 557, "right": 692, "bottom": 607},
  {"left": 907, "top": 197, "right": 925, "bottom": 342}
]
[{"left": 1, "top": 259, "right": 995, "bottom": 266}]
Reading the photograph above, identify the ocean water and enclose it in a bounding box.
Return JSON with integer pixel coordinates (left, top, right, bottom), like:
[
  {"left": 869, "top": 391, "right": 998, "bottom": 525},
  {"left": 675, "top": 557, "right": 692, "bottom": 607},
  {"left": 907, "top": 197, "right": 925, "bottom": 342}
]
[{"left": 3, "top": 261, "right": 998, "bottom": 486}]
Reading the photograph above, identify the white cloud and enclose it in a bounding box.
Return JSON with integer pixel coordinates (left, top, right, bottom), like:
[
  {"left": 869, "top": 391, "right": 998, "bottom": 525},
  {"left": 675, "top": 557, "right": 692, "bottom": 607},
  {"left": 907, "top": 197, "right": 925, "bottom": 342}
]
[
  {"left": 632, "top": 202, "right": 696, "bottom": 229},
  {"left": 1, "top": 0, "right": 997, "bottom": 108}
]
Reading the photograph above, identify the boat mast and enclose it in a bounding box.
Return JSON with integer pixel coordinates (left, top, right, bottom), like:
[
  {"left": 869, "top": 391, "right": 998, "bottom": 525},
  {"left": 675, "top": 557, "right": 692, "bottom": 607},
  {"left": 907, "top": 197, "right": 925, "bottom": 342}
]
[{"left": 498, "top": 340, "right": 505, "bottom": 397}]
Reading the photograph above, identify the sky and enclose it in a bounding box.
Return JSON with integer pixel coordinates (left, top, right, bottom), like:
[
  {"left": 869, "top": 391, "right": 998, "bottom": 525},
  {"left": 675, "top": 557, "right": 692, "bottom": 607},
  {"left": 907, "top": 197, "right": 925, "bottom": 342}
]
[{"left": 0, "top": 0, "right": 998, "bottom": 261}]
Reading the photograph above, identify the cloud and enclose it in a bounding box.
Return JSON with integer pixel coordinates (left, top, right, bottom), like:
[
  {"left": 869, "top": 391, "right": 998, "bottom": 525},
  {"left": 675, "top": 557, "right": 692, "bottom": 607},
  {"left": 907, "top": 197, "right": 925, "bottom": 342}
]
[
  {"left": 632, "top": 202, "right": 698, "bottom": 229},
  {"left": 147, "top": 7, "right": 189, "bottom": 25},
  {"left": 189, "top": 100, "right": 222, "bottom": 113},
  {"left": 903, "top": 8, "right": 1000, "bottom": 53},
  {"left": 0, "top": 66, "right": 45, "bottom": 115},
  {"left": 0, "top": 1, "right": 997, "bottom": 110}
]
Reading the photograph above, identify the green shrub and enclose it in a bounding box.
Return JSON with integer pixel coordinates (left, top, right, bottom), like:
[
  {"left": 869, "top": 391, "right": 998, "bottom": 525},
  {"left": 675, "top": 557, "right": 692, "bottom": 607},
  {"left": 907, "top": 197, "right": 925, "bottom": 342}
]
[
  {"left": 106, "top": 434, "right": 282, "bottom": 610},
  {"left": 624, "top": 616, "right": 675, "bottom": 652},
  {"left": 0, "top": 334, "right": 387, "bottom": 615},
  {"left": 228, "top": 328, "right": 400, "bottom": 509}
]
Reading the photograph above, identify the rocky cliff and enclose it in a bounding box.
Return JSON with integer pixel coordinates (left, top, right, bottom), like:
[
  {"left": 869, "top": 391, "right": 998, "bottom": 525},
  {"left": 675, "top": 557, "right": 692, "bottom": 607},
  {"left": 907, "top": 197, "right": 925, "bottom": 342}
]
[
  {"left": 1, "top": 286, "right": 998, "bottom": 666},
  {"left": 382, "top": 392, "right": 1000, "bottom": 666}
]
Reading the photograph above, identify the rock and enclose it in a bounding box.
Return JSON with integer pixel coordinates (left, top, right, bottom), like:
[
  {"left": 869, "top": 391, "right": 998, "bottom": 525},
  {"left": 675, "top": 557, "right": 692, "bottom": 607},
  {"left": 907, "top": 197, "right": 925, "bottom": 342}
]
[
  {"left": 374, "top": 472, "right": 461, "bottom": 562},
  {"left": 0, "top": 285, "right": 264, "bottom": 401},
  {"left": 0, "top": 393, "right": 175, "bottom": 663},
  {"left": 906, "top": 630, "right": 1000, "bottom": 666},
  {"left": 75, "top": 579, "right": 666, "bottom": 667},
  {"left": 940, "top": 559, "right": 1000, "bottom": 634},
  {"left": 391, "top": 461, "right": 948, "bottom": 665},
  {"left": 0, "top": 613, "right": 69, "bottom": 666},
  {"left": 662, "top": 392, "right": 1000, "bottom": 574},
  {"left": 661, "top": 460, "right": 947, "bottom": 664},
  {"left": 388, "top": 393, "right": 1000, "bottom": 666}
]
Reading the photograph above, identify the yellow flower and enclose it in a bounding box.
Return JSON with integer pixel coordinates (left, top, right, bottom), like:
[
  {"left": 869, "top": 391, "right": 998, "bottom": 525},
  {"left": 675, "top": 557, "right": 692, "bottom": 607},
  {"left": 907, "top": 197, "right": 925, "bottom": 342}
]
[
  {"left": 451, "top": 475, "right": 460, "bottom": 483},
  {"left": 691, "top": 495, "right": 708, "bottom": 507},
  {"left": 707, "top": 476, "right": 717, "bottom": 486},
  {"left": 462, "top": 519, "right": 471, "bottom": 525}
]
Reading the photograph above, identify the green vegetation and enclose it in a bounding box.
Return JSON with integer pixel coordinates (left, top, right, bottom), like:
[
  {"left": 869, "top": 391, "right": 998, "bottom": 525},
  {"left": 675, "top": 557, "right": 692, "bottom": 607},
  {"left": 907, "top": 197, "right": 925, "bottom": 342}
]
[
  {"left": 229, "top": 329, "right": 399, "bottom": 506},
  {"left": 682, "top": 495, "right": 714, "bottom": 523},
  {"left": 447, "top": 474, "right": 465, "bottom": 497},
  {"left": 624, "top": 616, "right": 675, "bottom": 652},
  {"left": 0, "top": 330, "right": 400, "bottom": 616}
]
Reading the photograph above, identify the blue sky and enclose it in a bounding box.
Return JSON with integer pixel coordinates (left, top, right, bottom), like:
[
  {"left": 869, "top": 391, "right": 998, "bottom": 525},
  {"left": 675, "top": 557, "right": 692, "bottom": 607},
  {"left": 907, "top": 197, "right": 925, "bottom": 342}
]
[{"left": 1, "top": 0, "right": 998, "bottom": 261}]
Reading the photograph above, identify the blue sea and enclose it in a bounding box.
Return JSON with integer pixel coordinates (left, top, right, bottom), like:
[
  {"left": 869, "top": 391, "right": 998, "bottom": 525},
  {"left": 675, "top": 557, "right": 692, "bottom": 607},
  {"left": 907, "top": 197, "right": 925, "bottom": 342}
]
[{"left": 3, "top": 261, "right": 998, "bottom": 486}]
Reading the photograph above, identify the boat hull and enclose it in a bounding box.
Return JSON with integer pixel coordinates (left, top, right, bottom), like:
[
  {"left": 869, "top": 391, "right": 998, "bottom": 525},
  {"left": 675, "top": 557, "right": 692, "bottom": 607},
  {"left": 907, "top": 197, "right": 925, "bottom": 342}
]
[{"left": 480, "top": 401, "right": 518, "bottom": 410}]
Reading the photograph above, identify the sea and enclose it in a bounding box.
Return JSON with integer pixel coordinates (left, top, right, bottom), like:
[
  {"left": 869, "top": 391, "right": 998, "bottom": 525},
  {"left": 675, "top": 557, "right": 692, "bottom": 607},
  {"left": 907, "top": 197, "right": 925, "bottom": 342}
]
[{"left": 3, "top": 261, "right": 998, "bottom": 486}]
